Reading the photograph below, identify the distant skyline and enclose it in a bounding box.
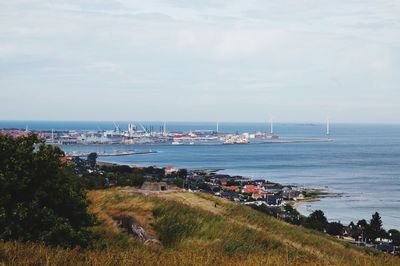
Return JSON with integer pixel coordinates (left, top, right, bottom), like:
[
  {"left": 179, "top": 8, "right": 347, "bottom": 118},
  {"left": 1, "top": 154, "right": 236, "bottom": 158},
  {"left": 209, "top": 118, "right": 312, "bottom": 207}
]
[{"left": 1, "top": 1, "right": 399, "bottom": 123}]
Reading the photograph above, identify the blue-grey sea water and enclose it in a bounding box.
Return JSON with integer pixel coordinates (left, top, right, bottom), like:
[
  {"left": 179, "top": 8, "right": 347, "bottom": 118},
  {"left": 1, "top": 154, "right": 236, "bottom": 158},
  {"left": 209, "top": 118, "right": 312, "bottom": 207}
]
[{"left": 1, "top": 121, "right": 399, "bottom": 229}]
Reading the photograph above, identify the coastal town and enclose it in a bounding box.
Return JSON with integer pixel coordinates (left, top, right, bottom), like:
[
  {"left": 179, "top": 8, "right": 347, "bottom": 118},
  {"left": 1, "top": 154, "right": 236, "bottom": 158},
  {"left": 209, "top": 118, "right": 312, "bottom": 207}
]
[
  {"left": 1, "top": 129, "right": 399, "bottom": 265},
  {"left": 1, "top": 126, "right": 398, "bottom": 256},
  {"left": 69, "top": 153, "right": 399, "bottom": 255}
]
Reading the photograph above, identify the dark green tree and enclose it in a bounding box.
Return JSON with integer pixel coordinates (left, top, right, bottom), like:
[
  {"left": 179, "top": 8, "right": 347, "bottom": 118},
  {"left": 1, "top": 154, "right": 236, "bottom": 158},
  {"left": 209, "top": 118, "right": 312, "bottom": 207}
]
[
  {"left": 227, "top": 180, "right": 241, "bottom": 186},
  {"left": 87, "top": 152, "right": 98, "bottom": 169},
  {"left": 304, "top": 210, "right": 328, "bottom": 232},
  {"left": 177, "top": 169, "right": 188, "bottom": 179},
  {"left": 326, "top": 222, "right": 344, "bottom": 236},
  {"left": 368, "top": 212, "right": 385, "bottom": 242},
  {"left": 355, "top": 219, "right": 369, "bottom": 242},
  {"left": 283, "top": 204, "right": 303, "bottom": 225},
  {"left": 198, "top": 182, "right": 211, "bottom": 191},
  {"left": 388, "top": 229, "right": 400, "bottom": 246},
  {"left": 0, "top": 134, "right": 94, "bottom": 247}
]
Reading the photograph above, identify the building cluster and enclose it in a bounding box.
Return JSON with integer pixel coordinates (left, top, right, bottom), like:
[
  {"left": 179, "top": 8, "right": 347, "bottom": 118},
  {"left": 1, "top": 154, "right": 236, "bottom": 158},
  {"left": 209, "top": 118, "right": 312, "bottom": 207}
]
[
  {"left": 169, "top": 169, "right": 305, "bottom": 207},
  {"left": 0, "top": 122, "right": 279, "bottom": 146},
  {"left": 0, "top": 129, "right": 30, "bottom": 138}
]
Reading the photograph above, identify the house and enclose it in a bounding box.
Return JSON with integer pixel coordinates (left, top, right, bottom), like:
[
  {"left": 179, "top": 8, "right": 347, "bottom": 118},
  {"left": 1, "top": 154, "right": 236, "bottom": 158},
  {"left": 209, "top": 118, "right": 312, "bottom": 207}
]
[
  {"left": 375, "top": 243, "right": 396, "bottom": 253},
  {"left": 262, "top": 183, "right": 283, "bottom": 193},
  {"left": 220, "top": 191, "right": 240, "bottom": 201},
  {"left": 294, "top": 193, "right": 305, "bottom": 201},
  {"left": 242, "top": 185, "right": 260, "bottom": 194},
  {"left": 225, "top": 186, "right": 240, "bottom": 192},
  {"left": 220, "top": 180, "right": 228, "bottom": 186},
  {"left": 343, "top": 226, "right": 354, "bottom": 237},
  {"left": 164, "top": 166, "right": 176, "bottom": 175},
  {"left": 259, "top": 196, "right": 283, "bottom": 206},
  {"left": 252, "top": 193, "right": 263, "bottom": 200},
  {"left": 251, "top": 193, "right": 274, "bottom": 200},
  {"left": 282, "top": 190, "right": 301, "bottom": 200}
]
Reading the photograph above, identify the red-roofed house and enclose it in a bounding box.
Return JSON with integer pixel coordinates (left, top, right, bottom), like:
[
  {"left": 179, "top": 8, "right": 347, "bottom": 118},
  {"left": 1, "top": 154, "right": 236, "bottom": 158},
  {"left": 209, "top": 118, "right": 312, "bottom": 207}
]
[
  {"left": 164, "top": 166, "right": 176, "bottom": 174},
  {"left": 242, "top": 185, "right": 260, "bottom": 194},
  {"left": 225, "top": 186, "right": 239, "bottom": 192},
  {"left": 251, "top": 193, "right": 274, "bottom": 200}
]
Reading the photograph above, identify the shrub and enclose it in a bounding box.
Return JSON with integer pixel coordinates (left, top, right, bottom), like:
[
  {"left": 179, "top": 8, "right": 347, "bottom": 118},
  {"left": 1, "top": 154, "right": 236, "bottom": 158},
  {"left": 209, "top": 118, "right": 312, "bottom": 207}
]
[
  {"left": 303, "top": 210, "right": 327, "bottom": 232},
  {"left": 0, "top": 134, "right": 94, "bottom": 248}
]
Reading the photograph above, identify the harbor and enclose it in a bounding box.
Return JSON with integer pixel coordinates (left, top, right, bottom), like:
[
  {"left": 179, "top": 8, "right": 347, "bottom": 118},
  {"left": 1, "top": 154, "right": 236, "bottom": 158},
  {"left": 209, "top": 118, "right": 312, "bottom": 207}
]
[{"left": 1, "top": 120, "right": 332, "bottom": 146}]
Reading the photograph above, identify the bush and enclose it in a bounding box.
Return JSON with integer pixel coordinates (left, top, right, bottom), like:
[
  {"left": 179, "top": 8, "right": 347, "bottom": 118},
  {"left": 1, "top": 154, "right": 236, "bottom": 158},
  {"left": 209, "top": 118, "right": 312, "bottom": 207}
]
[
  {"left": 303, "top": 210, "right": 327, "bottom": 232},
  {"left": 0, "top": 134, "right": 94, "bottom": 248},
  {"left": 326, "top": 222, "right": 344, "bottom": 236},
  {"left": 115, "top": 174, "right": 145, "bottom": 187}
]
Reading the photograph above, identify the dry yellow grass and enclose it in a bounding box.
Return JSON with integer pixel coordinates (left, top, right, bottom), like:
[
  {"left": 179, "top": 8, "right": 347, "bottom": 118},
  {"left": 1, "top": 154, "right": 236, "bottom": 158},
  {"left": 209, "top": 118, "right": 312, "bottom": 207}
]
[{"left": 1, "top": 188, "right": 399, "bottom": 266}]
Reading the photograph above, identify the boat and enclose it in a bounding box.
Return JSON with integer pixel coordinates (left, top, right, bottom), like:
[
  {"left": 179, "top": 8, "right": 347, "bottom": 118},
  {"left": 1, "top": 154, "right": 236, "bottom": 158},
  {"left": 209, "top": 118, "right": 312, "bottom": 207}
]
[
  {"left": 235, "top": 136, "right": 249, "bottom": 144},
  {"left": 224, "top": 137, "right": 234, "bottom": 145}
]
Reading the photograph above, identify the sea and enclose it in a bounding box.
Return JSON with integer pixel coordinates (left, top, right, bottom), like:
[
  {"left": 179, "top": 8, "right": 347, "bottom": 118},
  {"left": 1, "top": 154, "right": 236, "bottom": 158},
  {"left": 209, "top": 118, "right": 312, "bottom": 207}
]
[{"left": 1, "top": 120, "right": 400, "bottom": 229}]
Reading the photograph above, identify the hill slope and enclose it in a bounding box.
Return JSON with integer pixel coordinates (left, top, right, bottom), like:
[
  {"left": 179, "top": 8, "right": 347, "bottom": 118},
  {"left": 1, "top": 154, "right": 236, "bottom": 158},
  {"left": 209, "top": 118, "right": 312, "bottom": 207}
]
[{"left": 1, "top": 188, "right": 399, "bottom": 265}]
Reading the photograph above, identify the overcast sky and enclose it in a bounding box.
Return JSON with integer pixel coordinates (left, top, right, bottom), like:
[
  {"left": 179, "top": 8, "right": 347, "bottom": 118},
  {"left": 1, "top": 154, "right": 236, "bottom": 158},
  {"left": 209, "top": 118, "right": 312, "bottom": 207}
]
[{"left": 0, "top": 0, "right": 399, "bottom": 123}]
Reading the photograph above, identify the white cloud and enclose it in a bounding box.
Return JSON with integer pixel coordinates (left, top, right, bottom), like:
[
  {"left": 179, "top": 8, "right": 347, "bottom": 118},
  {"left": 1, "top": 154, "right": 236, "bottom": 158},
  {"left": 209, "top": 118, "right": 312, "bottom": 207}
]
[{"left": 0, "top": 0, "right": 399, "bottom": 122}]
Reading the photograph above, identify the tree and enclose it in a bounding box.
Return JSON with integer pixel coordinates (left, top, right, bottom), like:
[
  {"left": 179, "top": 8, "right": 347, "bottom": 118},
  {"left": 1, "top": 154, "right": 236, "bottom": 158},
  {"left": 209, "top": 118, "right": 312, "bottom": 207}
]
[
  {"left": 226, "top": 180, "right": 239, "bottom": 186},
  {"left": 356, "top": 219, "right": 369, "bottom": 242},
  {"left": 87, "top": 152, "right": 98, "bottom": 169},
  {"left": 0, "top": 134, "right": 94, "bottom": 247},
  {"left": 283, "top": 204, "right": 303, "bottom": 225},
  {"left": 177, "top": 169, "right": 188, "bottom": 179},
  {"left": 368, "top": 212, "right": 385, "bottom": 242},
  {"left": 304, "top": 210, "right": 328, "bottom": 232},
  {"left": 388, "top": 229, "right": 400, "bottom": 246},
  {"left": 198, "top": 182, "right": 211, "bottom": 191},
  {"left": 349, "top": 221, "right": 356, "bottom": 229},
  {"left": 326, "top": 222, "right": 344, "bottom": 236}
]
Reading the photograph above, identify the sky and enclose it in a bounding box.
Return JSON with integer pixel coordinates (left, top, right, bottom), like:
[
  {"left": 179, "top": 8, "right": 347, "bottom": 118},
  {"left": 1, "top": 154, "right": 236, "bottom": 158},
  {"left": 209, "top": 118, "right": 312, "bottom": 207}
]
[{"left": 0, "top": 0, "right": 399, "bottom": 123}]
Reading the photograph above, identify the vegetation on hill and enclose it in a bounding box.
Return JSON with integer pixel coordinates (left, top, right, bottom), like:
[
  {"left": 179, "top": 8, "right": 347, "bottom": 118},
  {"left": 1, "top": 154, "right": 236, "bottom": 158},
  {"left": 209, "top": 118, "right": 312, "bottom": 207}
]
[
  {"left": 0, "top": 134, "right": 94, "bottom": 248},
  {"left": 1, "top": 136, "right": 399, "bottom": 265},
  {"left": 1, "top": 188, "right": 399, "bottom": 265}
]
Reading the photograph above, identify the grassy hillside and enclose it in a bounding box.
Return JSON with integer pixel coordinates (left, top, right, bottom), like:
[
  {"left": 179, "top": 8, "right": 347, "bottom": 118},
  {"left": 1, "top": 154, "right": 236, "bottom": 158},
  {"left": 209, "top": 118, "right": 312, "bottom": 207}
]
[{"left": 1, "top": 188, "right": 399, "bottom": 266}]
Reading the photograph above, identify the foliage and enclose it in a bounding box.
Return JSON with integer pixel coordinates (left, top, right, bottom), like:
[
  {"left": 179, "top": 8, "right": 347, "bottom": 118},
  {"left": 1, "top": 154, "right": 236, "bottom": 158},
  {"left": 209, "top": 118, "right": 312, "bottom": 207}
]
[
  {"left": 0, "top": 134, "right": 94, "bottom": 248},
  {"left": 173, "top": 177, "right": 184, "bottom": 188},
  {"left": 0, "top": 189, "right": 399, "bottom": 265},
  {"left": 350, "top": 214, "right": 388, "bottom": 243},
  {"left": 226, "top": 180, "right": 240, "bottom": 186},
  {"left": 177, "top": 169, "right": 187, "bottom": 179},
  {"left": 250, "top": 204, "right": 280, "bottom": 218},
  {"left": 326, "top": 222, "right": 344, "bottom": 236},
  {"left": 368, "top": 212, "right": 384, "bottom": 242},
  {"left": 283, "top": 204, "right": 303, "bottom": 225},
  {"left": 304, "top": 210, "right": 328, "bottom": 232},
  {"left": 86, "top": 152, "right": 98, "bottom": 169},
  {"left": 81, "top": 173, "right": 108, "bottom": 189},
  {"left": 197, "top": 182, "right": 210, "bottom": 191},
  {"left": 100, "top": 164, "right": 165, "bottom": 176},
  {"left": 388, "top": 229, "right": 400, "bottom": 246}
]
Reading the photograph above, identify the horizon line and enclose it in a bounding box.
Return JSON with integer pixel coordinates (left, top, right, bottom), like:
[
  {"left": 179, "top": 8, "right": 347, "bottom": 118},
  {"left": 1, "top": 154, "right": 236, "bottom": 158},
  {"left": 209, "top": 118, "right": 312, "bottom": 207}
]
[{"left": 0, "top": 119, "right": 399, "bottom": 125}]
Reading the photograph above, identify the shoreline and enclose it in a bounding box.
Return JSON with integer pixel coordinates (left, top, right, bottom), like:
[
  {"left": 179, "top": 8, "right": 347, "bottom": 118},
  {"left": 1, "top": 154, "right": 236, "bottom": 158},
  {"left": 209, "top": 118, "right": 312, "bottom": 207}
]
[
  {"left": 94, "top": 160, "right": 399, "bottom": 230},
  {"left": 97, "top": 159, "right": 329, "bottom": 208}
]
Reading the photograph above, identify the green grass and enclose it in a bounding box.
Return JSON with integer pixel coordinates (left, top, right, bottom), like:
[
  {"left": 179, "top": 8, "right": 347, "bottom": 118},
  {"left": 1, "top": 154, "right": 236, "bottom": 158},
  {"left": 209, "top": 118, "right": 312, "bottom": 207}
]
[{"left": 1, "top": 188, "right": 399, "bottom": 266}]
